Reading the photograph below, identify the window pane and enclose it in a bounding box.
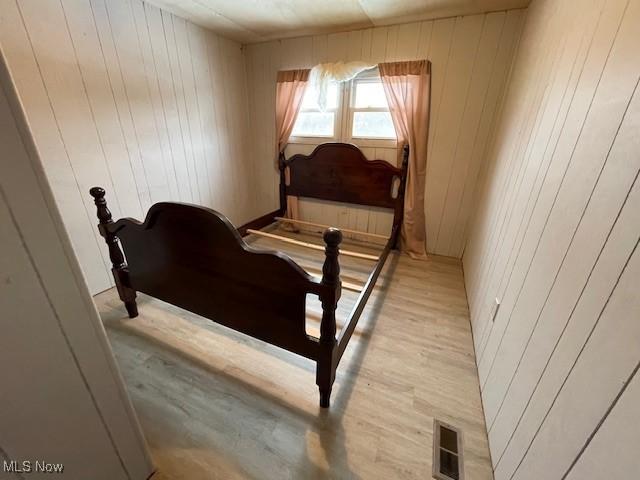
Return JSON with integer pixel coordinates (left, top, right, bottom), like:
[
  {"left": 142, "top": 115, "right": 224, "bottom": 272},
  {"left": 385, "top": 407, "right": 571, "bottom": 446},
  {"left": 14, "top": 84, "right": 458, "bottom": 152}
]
[
  {"left": 291, "top": 111, "right": 335, "bottom": 137},
  {"left": 354, "top": 81, "right": 388, "bottom": 108},
  {"left": 301, "top": 82, "right": 339, "bottom": 110},
  {"left": 352, "top": 111, "right": 396, "bottom": 139}
]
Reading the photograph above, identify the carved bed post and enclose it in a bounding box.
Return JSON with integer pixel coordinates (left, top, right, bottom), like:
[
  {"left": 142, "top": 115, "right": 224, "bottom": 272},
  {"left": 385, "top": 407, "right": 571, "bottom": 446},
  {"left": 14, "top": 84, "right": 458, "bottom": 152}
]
[
  {"left": 316, "top": 227, "right": 342, "bottom": 408},
  {"left": 392, "top": 144, "right": 410, "bottom": 249},
  {"left": 89, "top": 187, "right": 138, "bottom": 318}
]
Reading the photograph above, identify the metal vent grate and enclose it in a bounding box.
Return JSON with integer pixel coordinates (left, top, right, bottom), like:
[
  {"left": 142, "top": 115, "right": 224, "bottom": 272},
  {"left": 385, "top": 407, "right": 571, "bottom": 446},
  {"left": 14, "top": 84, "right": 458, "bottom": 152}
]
[{"left": 433, "top": 419, "right": 464, "bottom": 480}]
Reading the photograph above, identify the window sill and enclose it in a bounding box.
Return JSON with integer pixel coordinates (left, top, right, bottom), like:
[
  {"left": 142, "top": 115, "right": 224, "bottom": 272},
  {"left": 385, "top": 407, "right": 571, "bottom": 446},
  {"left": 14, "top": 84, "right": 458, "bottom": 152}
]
[
  {"left": 349, "top": 138, "right": 398, "bottom": 149},
  {"left": 290, "top": 137, "right": 397, "bottom": 148},
  {"left": 289, "top": 136, "right": 339, "bottom": 145}
]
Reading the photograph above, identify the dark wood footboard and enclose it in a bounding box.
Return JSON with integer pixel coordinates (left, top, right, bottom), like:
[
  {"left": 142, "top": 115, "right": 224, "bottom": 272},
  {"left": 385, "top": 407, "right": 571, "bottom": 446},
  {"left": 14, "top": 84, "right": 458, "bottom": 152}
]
[{"left": 90, "top": 188, "right": 342, "bottom": 405}]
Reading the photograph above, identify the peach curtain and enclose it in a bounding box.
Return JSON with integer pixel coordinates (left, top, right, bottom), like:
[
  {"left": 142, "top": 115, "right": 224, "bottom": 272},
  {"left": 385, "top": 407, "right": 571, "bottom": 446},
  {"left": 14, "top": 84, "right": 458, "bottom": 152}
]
[
  {"left": 379, "top": 60, "right": 431, "bottom": 259},
  {"left": 275, "top": 69, "right": 309, "bottom": 221}
]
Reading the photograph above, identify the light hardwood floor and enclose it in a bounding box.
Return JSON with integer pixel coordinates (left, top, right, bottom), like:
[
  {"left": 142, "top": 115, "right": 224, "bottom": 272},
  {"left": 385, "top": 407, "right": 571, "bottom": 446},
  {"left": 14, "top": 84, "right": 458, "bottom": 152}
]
[{"left": 94, "top": 228, "right": 493, "bottom": 479}]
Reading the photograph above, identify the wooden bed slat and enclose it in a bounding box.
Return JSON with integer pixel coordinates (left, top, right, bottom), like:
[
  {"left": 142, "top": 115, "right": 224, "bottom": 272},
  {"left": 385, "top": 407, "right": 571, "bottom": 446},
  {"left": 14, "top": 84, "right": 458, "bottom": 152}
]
[
  {"left": 246, "top": 229, "right": 379, "bottom": 261},
  {"left": 300, "top": 265, "right": 365, "bottom": 293},
  {"left": 274, "top": 216, "right": 389, "bottom": 240},
  {"left": 315, "top": 276, "right": 363, "bottom": 293}
]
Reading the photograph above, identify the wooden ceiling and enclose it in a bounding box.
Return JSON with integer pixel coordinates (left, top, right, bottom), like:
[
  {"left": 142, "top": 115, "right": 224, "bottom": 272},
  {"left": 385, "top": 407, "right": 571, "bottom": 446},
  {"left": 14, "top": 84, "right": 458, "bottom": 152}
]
[{"left": 146, "top": 0, "right": 530, "bottom": 43}]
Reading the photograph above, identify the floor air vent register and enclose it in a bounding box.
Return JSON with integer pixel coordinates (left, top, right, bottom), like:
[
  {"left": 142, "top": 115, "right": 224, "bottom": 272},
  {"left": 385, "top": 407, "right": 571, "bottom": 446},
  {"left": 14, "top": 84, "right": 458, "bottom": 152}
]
[{"left": 433, "top": 419, "right": 464, "bottom": 480}]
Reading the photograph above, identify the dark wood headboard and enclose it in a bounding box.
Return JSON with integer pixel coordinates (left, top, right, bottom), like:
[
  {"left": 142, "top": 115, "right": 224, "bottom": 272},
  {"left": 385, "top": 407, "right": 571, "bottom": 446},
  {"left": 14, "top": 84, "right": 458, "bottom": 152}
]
[
  {"left": 276, "top": 143, "right": 409, "bottom": 247},
  {"left": 279, "top": 143, "right": 408, "bottom": 210}
]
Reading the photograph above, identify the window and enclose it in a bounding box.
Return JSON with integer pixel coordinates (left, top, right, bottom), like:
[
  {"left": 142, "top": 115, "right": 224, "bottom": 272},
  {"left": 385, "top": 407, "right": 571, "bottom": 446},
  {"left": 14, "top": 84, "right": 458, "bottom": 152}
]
[
  {"left": 350, "top": 77, "right": 396, "bottom": 140},
  {"left": 290, "top": 82, "right": 340, "bottom": 138},
  {"left": 290, "top": 70, "right": 396, "bottom": 147}
]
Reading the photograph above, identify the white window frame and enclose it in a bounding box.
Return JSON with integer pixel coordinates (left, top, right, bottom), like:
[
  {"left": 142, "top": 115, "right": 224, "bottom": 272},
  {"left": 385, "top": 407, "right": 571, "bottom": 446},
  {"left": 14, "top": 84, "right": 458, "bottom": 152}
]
[
  {"left": 289, "top": 69, "right": 397, "bottom": 148},
  {"left": 345, "top": 69, "right": 397, "bottom": 149},
  {"left": 288, "top": 82, "right": 345, "bottom": 145}
]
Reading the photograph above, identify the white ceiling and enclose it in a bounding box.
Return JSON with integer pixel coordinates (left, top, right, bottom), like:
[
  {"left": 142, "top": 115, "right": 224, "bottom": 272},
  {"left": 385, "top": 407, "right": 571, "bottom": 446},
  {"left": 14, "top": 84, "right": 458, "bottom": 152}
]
[{"left": 147, "top": 0, "right": 530, "bottom": 44}]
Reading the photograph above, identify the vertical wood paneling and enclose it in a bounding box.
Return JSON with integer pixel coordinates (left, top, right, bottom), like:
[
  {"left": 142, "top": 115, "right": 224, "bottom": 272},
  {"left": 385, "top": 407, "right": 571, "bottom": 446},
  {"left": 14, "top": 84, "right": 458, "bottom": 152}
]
[
  {"left": 63, "top": 0, "right": 145, "bottom": 219},
  {"left": 133, "top": 0, "right": 180, "bottom": 201},
  {"left": 564, "top": 366, "right": 640, "bottom": 479},
  {"left": 478, "top": 0, "right": 633, "bottom": 382},
  {"left": 493, "top": 82, "right": 640, "bottom": 462},
  {"left": 90, "top": 0, "right": 154, "bottom": 210},
  {"left": 369, "top": 27, "right": 388, "bottom": 63},
  {"left": 463, "top": 0, "right": 640, "bottom": 478},
  {"left": 10, "top": 0, "right": 116, "bottom": 285},
  {"left": 465, "top": 0, "right": 565, "bottom": 331},
  {"left": 189, "top": 24, "right": 218, "bottom": 206},
  {"left": 396, "top": 22, "right": 421, "bottom": 60},
  {"left": 471, "top": 1, "right": 577, "bottom": 362},
  {"left": 450, "top": 10, "right": 525, "bottom": 259},
  {"left": 244, "top": 11, "right": 524, "bottom": 256},
  {"left": 206, "top": 31, "right": 235, "bottom": 215},
  {"left": 160, "top": 6, "right": 197, "bottom": 203},
  {"left": 467, "top": 0, "right": 611, "bottom": 348},
  {"left": 1, "top": 130, "right": 129, "bottom": 480},
  {"left": 0, "top": 0, "right": 253, "bottom": 294},
  {"left": 105, "top": 0, "right": 171, "bottom": 205},
  {"left": 0, "top": 1, "right": 111, "bottom": 294},
  {"left": 218, "top": 35, "right": 252, "bottom": 221},
  {"left": 479, "top": 0, "right": 607, "bottom": 424},
  {"left": 434, "top": 12, "right": 507, "bottom": 255},
  {"left": 425, "top": 14, "right": 484, "bottom": 251},
  {"left": 143, "top": 2, "right": 190, "bottom": 202},
  {"left": 469, "top": 4, "right": 589, "bottom": 340},
  {"left": 246, "top": 41, "right": 271, "bottom": 215},
  {"left": 0, "top": 52, "right": 152, "bottom": 478},
  {"left": 490, "top": 176, "right": 639, "bottom": 468},
  {"left": 424, "top": 17, "right": 456, "bottom": 167},
  {"left": 172, "top": 15, "right": 205, "bottom": 204},
  {"left": 512, "top": 238, "right": 640, "bottom": 480},
  {"left": 484, "top": 16, "right": 639, "bottom": 424}
]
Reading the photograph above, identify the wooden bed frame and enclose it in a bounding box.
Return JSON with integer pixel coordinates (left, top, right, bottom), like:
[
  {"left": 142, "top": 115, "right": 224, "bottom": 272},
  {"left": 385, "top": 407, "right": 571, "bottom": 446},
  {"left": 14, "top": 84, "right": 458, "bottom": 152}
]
[{"left": 90, "top": 142, "right": 409, "bottom": 408}]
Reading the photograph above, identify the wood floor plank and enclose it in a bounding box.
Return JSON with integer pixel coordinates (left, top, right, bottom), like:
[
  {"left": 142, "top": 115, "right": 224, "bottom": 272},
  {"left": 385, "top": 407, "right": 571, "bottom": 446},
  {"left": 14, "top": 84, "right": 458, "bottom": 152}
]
[{"left": 94, "top": 229, "right": 491, "bottom": 480}]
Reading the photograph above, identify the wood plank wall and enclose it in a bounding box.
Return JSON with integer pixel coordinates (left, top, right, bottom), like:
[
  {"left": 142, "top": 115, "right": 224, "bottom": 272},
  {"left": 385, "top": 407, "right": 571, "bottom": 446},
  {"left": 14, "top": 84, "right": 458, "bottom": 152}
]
[
  {"left": 463, "top": 0, "right": 640, "bottom": 478},
  {"left": 244, "top": 10, "right": 525, "bottom": 255},
  {"left": 0, "top": 0, "right": 253, "bottom": 295},
  {"left": 0, "top": 46, "right": 152, "bottom": 480}
]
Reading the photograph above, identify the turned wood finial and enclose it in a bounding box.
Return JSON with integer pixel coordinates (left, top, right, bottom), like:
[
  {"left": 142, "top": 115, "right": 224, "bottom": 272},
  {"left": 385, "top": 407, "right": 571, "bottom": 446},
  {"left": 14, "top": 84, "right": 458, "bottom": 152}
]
[
  {"left": 89, "top": 186, "right": 113, "bottom": 225},
  {"left": 321, "top": 228, "right": 342, "bottom": 288},
  {"left": 89, "top": 187, "right": 124, "bottom": 269}
]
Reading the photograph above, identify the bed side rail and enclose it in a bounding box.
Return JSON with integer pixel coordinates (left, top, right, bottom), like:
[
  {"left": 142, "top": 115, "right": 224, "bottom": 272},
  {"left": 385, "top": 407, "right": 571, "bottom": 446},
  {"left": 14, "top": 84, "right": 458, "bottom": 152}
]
[{"left": 334, "top": 224, "right": 398, "bottom": 363}]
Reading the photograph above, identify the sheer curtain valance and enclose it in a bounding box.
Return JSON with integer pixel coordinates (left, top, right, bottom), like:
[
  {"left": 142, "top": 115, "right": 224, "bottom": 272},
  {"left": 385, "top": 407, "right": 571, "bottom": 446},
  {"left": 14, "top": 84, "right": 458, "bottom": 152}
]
[{"left": 309, "top": 61, "right": 375, "bottom": 110}]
